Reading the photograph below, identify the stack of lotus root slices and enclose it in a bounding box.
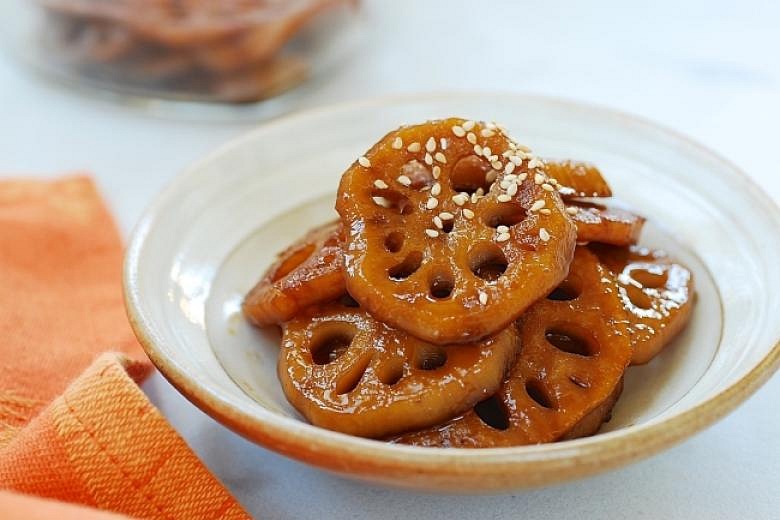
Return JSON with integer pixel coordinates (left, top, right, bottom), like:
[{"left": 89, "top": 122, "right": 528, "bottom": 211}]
[{"left": 243, "top": 118, "right": 695, "bottom": 447}]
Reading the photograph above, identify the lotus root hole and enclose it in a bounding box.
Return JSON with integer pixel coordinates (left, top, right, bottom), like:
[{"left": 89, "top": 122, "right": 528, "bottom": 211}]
[
  {"left": 400, "top": 160, "right": 434, "bottom": 189},
  {"left": 334, "top": 354, "right": 372, "bottom": 395},
  {"left": 376, "top": 358, "right": 405, "bottom": 386},
  {"left": 384, "top": 231, "right": 404, "bottom": 253},
  {"left": 484, "top": 203, "right": 527, "bottom": 228},
  {"left": 547, "top": 276, "right": 583, "bottom": 301},
  {"left": 525, "top": 379, "right": 556, "bottom": 409},
  {"left": 468, "top": 242, "right": 508, "bottom": 282},
  {"left": 388, "top": 251, "right": 423, "bottom": 281},
  {"left": 630, "top": 266, "right": 669, "bottom": 289},
  {"left": 451, "top": 155, "right": 493, "bottom": 194},
  {"left": 310, "top": 325, "right": 355, "bottom": 365},
  {"left": 414, "top": 345, "right": 447, "bottom": 370},
  {"left": 545, "top": 325, "right": 597, "bottom": 356},
  {"left": 474, "top": 395, "right": 510, "bottom": 430},
  {"left": 625, "top": 285, "right": 654, "bottom": 310},
  {"left": 370, "top": 188, "right": 414, "bottom": 215},
  {"left": 429, "top": 270, "right": 455, "bottom": 300},
  {"left": 271, "top": 243, "right": 315, "bottom": 282}
]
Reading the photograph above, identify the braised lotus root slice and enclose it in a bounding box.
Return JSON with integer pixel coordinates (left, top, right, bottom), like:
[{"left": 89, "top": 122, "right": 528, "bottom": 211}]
[
  {"left": 336, "top": 118, "right": 577, "bottom": 345},
  {"left": 394, "top": 248, "right": 632, "bottom": 447},
  {"left": 590, "top": 244, "right": 694, "bottom": 365},
  {"left": 566, "top": 201, "right": 646, "bottom": 246},
  {"left": 545, "top": 160, "right": 612, "bottom": 199},
  {"left": 279, "top": 302, "right": 521, "bottom": 438},
  {"left": 243, "top": 221, "right": 345, "bottom": 326}
]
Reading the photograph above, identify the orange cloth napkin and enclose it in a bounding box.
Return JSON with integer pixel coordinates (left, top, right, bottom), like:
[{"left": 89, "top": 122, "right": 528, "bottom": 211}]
[{"left": 0, "top": 176, "right": 249, "bottom": 519}]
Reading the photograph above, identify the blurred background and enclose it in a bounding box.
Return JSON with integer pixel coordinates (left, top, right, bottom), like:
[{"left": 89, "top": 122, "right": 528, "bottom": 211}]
[{"left": 1, "top": 1, "right": 777, "bottom": 518}]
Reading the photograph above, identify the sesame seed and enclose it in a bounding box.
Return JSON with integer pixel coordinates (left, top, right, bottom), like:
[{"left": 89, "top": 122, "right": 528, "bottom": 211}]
[
  {"left": 592, "top": 191, "right": 599, "bottom": 197},
  {"left": 426, "top": 197, "right": 439, "bottom": 209},
  {"left": 500, "top": 179, "right": 511, "bottom": 189},
  {"left": 486, "top": 121, "right": 497, "bottom": 130},
  {"left": 476, "top": 187, "right": 485, "bottom": 197},
  {"left": 504, "top": 162, "right": 516, "bottom": 174},
  {"left": 433, "top": 216, "right": 443, "bottom": 229},
  {"left": 485, "top": 170, "right": 498, "bottom": 183},
  {"left": 358, "top": 156, "right": 371, "bottom": 167},
  {"left": 549, "top": 177, "right": 558, "bottom": 186},
  {"left": 541, "top": 183, "right": 555, "bottom": 192},
  {"left": 517, "top": 172, "right": 528, "bottom": 182},
  {"left": 491, "top": 160, "right": 503, "bottom": 170},
  {"left": 473, "top": 144, "right": 483, "bottom": 156},
  {"left": 506, "top": 183, "right": 518, "bottom": 196},
  {"left": 435, "top": 152, "right": 447, "bottom": 164},
  {"left": 424, "top": 153, "right": 434, "bottom": 165},
  {"left": 539, "top": 228, "right": 550, "bottom": 242},
  {"left": 534, "top": 173, "right": 545, "bottom": 185},
  {"left": 478, "top": 291, "right": 488, "bottom": 305},
  {"left": 463, "top": 208, "right": 475, "bottom": 219},
  {"left": 426, "top": 137, "right": 436, "bottom": 153},
  {"left": 392, "top": 137, "right": 403, "bottom": 149},
  {"left": 431, "top": 182, "right": 442, "bottom": 196},
  {"left": 452, "top": 125, "right": 466, "bottom": 137},
  {"left": 496, "top": 225, "right": 509, "bottom": 233},
  {"left": 372, "top": 196, "right": 392, "bottom": 208},
  {"left": 432, "top": 166, "right": 441, "bottom": 179},
  {"left": 462, "top": 120, "right": 475, "bottom": 131},
  {"left": 505, "top": 174, "right": 518, "bottom": 181},
  {"left": 439, "top": 211, "right": 454, "bottom": 220},
  {"left": 452, "top": 193, "right": 468, "bottom": 206},
  {"left": 510, "top": 155, "right": 523, "bottom": 166},
  {"left": 407, "top": 142, "right": 421, "bottom": 152},
  {"left": 481, "top": 128, "right": 495, "bottom": 137},
  {"left": 482, "top": 146, "right": 492, "bottom": 158},
  {"left": 496, "top": 232, "right": 511, "bottom": 242},
  {"left": 497, "top": 194, "right": 511, "bottom": 203},
  {"left": 566, "top": 206, "right": 579, "bottom": 215},
  {"left": 397, "top": 175, "right": 412, "bottom": 186},
  {"left": 530, "top": 200, "right": 545, "bottom": 212},
  {"left": 440, "top": 138, "right": 448, "bottom": 150},
  {"left": 516, "top": 143, "right": 531, "bottom": 153},
  {"left": 425, "top": 229, "right": 440, "bottom": 238},
  {"left": 466, "top": 132, "right": 477, "bottom": 144},
  {"left": 374, "top": 179, "right": 389, "bottom": 189},
  {"left": 528, "top": 158, "right": 543, "bottom": 169},
  {"left": 540, "top": 208, "right": 552, "bottom": 215}
]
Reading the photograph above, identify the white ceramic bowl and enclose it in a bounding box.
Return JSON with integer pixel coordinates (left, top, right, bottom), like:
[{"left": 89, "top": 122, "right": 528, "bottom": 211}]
[{"left": 124, "top": 93, "right": 780, "bottom": 492}]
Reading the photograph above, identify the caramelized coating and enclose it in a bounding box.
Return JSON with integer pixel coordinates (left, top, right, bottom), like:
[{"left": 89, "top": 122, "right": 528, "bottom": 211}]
[
  {"left": 567, "top": 201, "right": 646, "bottom": 246},
  {"left": 545, "top": 160, "right": 612, "bottom": 199},
  {"left": 279, "top": 301, "right": 521, "bottom": 438},
  {"left": 394, "top": 248, "right": 632, "bottom": 447},
  {"left": 243, "top": 221, "right": 345, "bottom": 326},
  {"left": 336, "top": 119, "right": 577, "bottom": 345},
  {"left": 590, "top": 244, "right": 694, "bottom": 365}
]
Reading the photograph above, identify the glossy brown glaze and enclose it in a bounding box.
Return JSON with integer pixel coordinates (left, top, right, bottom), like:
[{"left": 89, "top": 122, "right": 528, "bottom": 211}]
[
  {"left": 393, "top": 248, "right": 632, "bottom": 447},
  {"left": 279, "top": 301, "right": 521, "bottom": 438},
  {"left": 591, "top": 244, "right": 694, "bottom": 365},
  {"left": 243, "top": 221, "right": 345, "bottom": 326},
  {"left": 336, "top": 118, "right": 577, "bottom": 345},
  {"left": 567, "top": 201, "right": 646, "bottom": 246},
  {"left": 545, "top": 160, "right": 612, "bottom": 198}
]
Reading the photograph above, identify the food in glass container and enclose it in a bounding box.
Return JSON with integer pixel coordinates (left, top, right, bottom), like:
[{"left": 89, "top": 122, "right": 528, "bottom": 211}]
[{"left": 36, "top": 0, "right": 358, "bottom": 102}]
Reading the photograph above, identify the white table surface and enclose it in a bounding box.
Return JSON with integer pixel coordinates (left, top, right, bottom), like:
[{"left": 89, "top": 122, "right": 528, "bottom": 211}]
[{"left": 1, "top": 1, "right": 778, "bottom": 518}]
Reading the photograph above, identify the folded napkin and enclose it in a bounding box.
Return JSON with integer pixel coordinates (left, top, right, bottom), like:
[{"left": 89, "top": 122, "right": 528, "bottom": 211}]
[{"left": 0, "top": 176, "right": 249, "bottom": 519}]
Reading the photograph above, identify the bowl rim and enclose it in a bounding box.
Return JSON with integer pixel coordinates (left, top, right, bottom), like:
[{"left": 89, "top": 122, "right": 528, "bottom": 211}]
[{"left": 124, "top": 91, "right": 780, "bottom": 487}]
